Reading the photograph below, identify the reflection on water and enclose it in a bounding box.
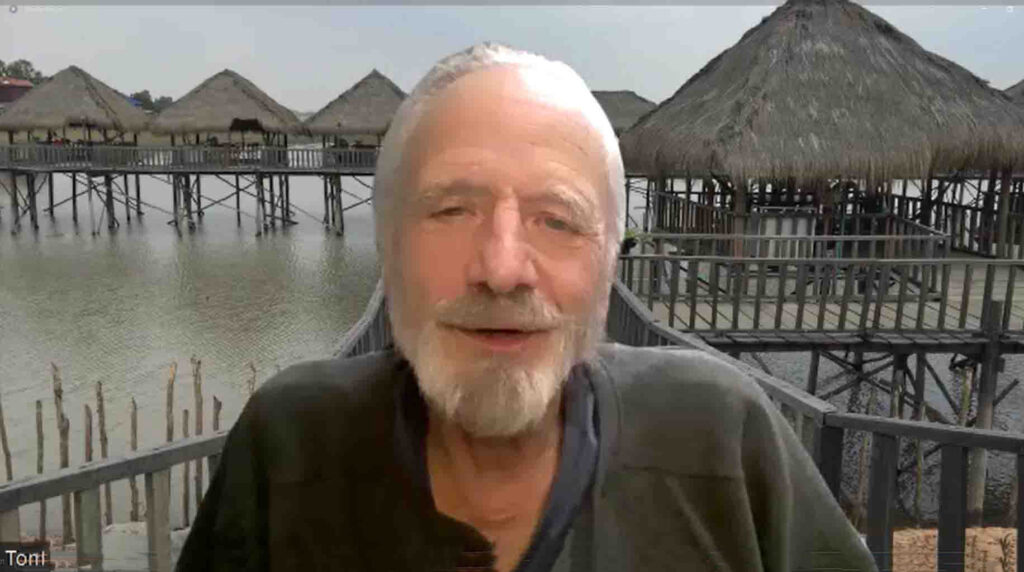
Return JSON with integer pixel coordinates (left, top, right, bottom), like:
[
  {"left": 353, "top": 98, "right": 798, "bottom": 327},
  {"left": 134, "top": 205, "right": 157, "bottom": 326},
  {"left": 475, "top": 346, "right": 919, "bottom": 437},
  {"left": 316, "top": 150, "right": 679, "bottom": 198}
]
[{"left": 0, "top": 173, "right": 379, "bottom": 533}]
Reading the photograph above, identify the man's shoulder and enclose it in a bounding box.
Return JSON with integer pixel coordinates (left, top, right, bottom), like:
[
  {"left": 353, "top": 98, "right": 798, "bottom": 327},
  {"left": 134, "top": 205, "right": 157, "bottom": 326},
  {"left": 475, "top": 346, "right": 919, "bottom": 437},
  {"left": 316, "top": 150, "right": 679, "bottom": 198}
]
[
  {"left": 235, "top": 349, "right": 405, "bottom": 480},
  {"left": 594, "top": 343, "right": 771, "bottom": 476}
]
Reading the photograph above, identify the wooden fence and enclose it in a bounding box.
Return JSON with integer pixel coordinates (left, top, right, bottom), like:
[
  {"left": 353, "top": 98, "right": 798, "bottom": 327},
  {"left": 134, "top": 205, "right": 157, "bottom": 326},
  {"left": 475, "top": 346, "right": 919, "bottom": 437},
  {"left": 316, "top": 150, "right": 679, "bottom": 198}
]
[
  {"left": 0, "top": 144, "right": 378, "bottom": 173},
  {"left": 637, "top": 232, "right": 952, "bottom": 261},
  {"left": 618, "top": 254, "right": 1024, "bottom": 346}
]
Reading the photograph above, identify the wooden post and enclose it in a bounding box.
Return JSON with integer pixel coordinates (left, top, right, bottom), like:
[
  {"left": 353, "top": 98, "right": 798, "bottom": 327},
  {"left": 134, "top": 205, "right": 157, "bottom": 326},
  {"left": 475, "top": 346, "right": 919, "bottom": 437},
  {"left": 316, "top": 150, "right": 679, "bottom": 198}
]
[
  {"left": 36, "top": 400, "right": 45, "bottom": 540},
  {"left": 96, "top": 382, "right": 112, "bottom": 526},
  {"left": 968, "top": 299, "right": 1004, "bottom": 525},
  {"left": 866, "top": 432, "right": 898, "bottom": 572},
  {"left": 807, "top": 350, "right": 821, "bottom": 396},
  {"left": 938, "top": 444, "right": 968, "bottom": 572},
  {"left": 135, "top": 173, "right": 142, "bottom": 216},
  {"left": 913, "top": 353, "right": 927, "bottom": 524},
  {"left": 123, "top": 173, "right": 131, "bottom": 223},
  {"left": 209, "top": 397, "right": 223, "bottom": 477},
  {"left": 28, "top": 172, "right": 38, "bottom": 230},
  {"left": 166, "top": 362, "right": 176, "bottom": 443},
  {"left": 52, "top": 363, "right": 73, "bottom": 545},
  {"left": 0, "top": 388, "right": 19, "bottom": 542},
  {"left": 0, "top": 386, "right": 12, "bottom": 481},
  {"left": 192, "top": 357, "right": 203, "bottom": 512},
  {"left": 248, "top": 362, "right": 257, "bottom": 395},
  {"left": 182, "top": 409, "right": 190, "bottom": 528},
  {"left": 47, "top": 172, "right": 54, "bottom": 217},
  {"left": 235, "top": 175, "right": 241, "bottom": 226},
  {"left": 10, "top": 172, "right": 20, "bottom": 233},
  {"left": 76, "top": 404, "right": 103, "bottom": 570},
  {"left": 104, "top": 174, "right": 115, "bottom": 230},
  {"left": 145, "top": 469, "right": 172, "bottom": 572},
  {"left": 129, "top": 398, "right": 139, "bottom": 522},
  {"left": 72, "top": 173, "right": 78, "bottom": 223},
  {"left": 997, "top": 167, "right": 1013, "bottom": 259}
]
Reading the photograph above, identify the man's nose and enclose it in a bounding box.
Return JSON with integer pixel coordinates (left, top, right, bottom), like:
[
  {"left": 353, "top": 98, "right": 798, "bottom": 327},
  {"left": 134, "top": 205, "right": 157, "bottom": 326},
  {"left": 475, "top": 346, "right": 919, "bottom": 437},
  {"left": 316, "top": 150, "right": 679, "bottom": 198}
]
[{"left": 472, "top": 202, "right": 538, "bottom": 294}]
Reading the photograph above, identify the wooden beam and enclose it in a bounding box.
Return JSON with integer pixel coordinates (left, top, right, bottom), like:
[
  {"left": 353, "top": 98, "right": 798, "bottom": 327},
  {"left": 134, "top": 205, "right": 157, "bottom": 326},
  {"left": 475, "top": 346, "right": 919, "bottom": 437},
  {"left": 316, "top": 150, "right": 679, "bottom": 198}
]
[
  {"left": 145, "top": 469, "right": 172, "bottom": 572},
  {"left": 866, "top": 433, "right": 898, "bottom": 572},
  {"left": 938, "top": 444, "right": 968, "bottom": 572}
]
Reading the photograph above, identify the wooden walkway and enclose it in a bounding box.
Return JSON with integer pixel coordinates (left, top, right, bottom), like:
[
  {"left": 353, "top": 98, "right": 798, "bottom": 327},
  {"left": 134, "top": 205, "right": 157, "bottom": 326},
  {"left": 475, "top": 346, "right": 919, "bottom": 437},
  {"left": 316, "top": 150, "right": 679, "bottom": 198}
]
[
  {"left": 621, "top": 254, "right": 1024, "bottom": 353},
  {"left": 0, "top": 144, "right": 378, "bottom": 175}
]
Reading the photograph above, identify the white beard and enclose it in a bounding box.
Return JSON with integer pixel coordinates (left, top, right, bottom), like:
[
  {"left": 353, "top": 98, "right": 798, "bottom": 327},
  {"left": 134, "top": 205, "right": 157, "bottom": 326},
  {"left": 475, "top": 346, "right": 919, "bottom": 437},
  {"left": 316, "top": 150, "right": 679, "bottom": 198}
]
[{"left": 388, "top": 281, "right": 608, "bottom": 438}]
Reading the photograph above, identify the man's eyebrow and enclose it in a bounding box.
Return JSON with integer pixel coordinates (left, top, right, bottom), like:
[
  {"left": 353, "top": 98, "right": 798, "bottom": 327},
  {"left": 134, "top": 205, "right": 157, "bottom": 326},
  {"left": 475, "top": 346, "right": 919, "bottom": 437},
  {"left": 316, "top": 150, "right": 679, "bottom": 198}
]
[{"left": 413, "top": 180, "right": 600, "bottom": 225}]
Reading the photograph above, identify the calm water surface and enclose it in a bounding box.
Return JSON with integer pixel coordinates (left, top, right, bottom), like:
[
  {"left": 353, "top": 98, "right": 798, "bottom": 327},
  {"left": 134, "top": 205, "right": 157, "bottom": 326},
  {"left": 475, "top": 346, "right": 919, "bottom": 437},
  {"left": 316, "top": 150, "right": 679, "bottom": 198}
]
[{"left": 0, "top": 172, "right": 379, "bottom": 533}]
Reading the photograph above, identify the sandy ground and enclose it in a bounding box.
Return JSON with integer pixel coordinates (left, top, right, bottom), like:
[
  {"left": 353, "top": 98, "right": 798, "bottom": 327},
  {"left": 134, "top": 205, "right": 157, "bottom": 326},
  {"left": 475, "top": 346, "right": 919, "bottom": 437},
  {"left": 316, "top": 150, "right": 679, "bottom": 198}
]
[{"left": 893, "top": 527, "right": 1017, "bottom": 572}]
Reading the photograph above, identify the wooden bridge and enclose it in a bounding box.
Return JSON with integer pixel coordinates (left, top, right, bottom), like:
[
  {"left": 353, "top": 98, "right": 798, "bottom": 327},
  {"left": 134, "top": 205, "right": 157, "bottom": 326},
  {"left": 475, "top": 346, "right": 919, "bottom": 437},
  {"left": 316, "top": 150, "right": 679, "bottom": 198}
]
[
  {"left": 1, "top": 278, "right": 1022, "bottom": 571},
  {"left": 0, "top": 144, "right": 379, "bottom": 175}
]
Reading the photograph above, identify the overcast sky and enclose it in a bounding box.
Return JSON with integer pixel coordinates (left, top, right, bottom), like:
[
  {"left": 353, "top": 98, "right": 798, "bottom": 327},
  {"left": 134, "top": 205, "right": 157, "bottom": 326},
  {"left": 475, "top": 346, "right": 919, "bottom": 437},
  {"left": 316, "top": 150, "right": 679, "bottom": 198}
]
[{"left": 1, "top": 4, "right": 1021, "bottom": 112}]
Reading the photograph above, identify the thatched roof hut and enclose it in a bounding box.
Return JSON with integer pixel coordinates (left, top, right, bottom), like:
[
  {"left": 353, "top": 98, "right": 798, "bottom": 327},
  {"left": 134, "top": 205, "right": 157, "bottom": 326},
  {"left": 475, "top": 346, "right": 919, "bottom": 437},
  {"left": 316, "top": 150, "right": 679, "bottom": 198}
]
[
  {"left": 149, "top": 69, "right": 303, "bottom": 135},
  {"left": 1008, "top": 78, "right": 1024, "bottom": 105},
  {"left": 592, "top": 91, "right": 656, "bottom": 136},
  {"left": 0, "top": 66, "right": 149, "bottom": 134},
  {"left": 304, "top": 69, "right": 406, "bottom": 137},
  {"left": 620, "top": 0, "right": 1024, "bottom": 180}
]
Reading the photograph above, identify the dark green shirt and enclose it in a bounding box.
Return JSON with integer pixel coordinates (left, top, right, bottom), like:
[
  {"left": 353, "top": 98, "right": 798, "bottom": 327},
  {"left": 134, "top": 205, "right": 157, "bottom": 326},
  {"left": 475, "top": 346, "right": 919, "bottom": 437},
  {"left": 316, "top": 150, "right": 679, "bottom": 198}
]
[{"left": 177, "top": 343, "right": 878, "bottom": 572}]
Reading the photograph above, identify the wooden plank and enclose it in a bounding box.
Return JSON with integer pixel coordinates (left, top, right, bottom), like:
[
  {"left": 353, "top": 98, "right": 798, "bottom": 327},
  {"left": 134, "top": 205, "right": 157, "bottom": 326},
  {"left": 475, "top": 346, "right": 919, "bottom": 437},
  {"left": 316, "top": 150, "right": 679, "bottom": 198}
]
[
  {"left": 816, "top": 424, "right": 844, "bottom": 501},
  {"left": 776, "top": 263, "right": 788, "bottom": 330},
  {"left": 895, "top": 264, "right": 910, "bottom": 330},
  {"left": 74, "top": 487, "right": 103, "bottom": 570},
  {"left": 688, "top": 260, "right": 699, "bottom": 330},
  {"left": 827, "top": 412, "right": 1024, "bottom": 453},
  {"left": 146, "top": 469, "right": 172, "bottom": 572},
  {"left": 710, "top": 262, "right": 720, "bottom": 330},
  {"left": 754, "top": 263, "right": 767, "bottom": 330},
  {"left": 866, "top": 433, "right": 898, "bottom": 572},
  {"left": 938, "top": 445, "right": 968, "bottom": 572}
]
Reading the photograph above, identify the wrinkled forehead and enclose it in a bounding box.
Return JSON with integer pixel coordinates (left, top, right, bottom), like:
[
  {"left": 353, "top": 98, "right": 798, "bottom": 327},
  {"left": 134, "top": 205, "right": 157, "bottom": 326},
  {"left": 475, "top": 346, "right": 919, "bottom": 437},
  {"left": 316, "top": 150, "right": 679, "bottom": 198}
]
[{"left": 398, "top": 65, "right": 611, "bottom": 206}]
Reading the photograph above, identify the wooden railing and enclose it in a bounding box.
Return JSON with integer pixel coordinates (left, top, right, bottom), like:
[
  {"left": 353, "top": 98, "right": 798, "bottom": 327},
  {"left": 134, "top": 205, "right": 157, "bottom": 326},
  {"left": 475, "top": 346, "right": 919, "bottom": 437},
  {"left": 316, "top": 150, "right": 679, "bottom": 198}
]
[
  {"left": 887, "top": 194, "right": 1024, "bottom": 259},
  {"left": 0, "top": 432, "right": 226, "bottom": 572},
  {"left": 0, "top": 144, "right": 378, "bottom": 173},
  {"left": 607, "top": 279, "right": 1024, "bottom": 572},
  {"left": 618, "top": 255, "right": 1024, "bottom": 340},
  {"left": 636, "top": 233, "right": 952, "bottom": 260}
]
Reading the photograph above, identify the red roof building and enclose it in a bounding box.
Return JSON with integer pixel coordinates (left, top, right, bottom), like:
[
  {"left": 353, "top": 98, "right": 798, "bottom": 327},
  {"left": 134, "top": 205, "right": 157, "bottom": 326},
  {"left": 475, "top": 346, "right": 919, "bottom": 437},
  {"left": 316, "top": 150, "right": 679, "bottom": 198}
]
[{"left": 0, "top": 77, "right": 34, "bottom": 104}]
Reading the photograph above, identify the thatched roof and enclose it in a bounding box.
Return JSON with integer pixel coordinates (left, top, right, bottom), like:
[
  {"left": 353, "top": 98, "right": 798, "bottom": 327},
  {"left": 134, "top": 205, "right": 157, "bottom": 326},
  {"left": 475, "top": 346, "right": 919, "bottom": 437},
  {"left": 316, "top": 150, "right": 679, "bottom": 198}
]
[
  {"left": 0, "top": 66, "right": 149, "bottom": 133},
  {"left": 149, "top": 69, "right": 303, "bottom": 135},
  {"left": 1008, "top": 78, "right": 1024, "bottom": 104},
  {"left": 620, "top": 0, "right": 1024, "bottom": 180},
  {"left": 592, "top": 91, "right": 656, "bottom": 135},
  {"left": 304, "top": 69, "right": 406, "bottom": 137}
]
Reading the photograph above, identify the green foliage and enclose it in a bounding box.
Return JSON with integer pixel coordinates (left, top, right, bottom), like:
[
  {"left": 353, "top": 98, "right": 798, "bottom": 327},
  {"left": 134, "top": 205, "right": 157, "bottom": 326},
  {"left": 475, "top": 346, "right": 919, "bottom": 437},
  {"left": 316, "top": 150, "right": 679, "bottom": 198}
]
[
  {"left": 0, "top": 58, "right": 48, "bottom": 83},
  {"left": 128, "top": 89, "right": 174, "bottom": 112}
]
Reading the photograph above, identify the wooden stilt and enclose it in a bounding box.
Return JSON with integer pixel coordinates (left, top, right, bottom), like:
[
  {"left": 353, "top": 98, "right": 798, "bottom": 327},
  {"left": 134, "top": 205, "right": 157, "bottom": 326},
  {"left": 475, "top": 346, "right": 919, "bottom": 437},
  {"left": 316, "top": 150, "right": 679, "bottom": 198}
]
[
  {"left": 323, "top": 175, "right": 329, "bottom": 225},
  {"left": 0, "top": 387, "right": 12, "bottom": 482},
  {"left": 269, "top": 175, "right": 276, "bottom": 229},
  {"left": 96, "top": 382, "right": 112, "bottom": 526},
  {"left": 72, "top": 173, "right": 78, "bottom": 223},
  {"left": 192, "top": 357, "right": 203, "bottom": 511},
  {"left": 182, "top": 409, "right": 190, "bottom": 527},
  {"left": 129, "top": 397, "right": 139, "bottom": 522},
  {"left": 28, "top": 172, "right": 39, "bottom": 230},
  {"left": 47, "top": 172, "right": 54, "bottom": 217},
  {"left": 123, "top": 174, "right": 131, "bottom": 223},
  {"left": 166, "top": 362, "right": 176, "bottom": 443},
  {"left": 10, "top": 173, "right": 20, "bottom": 233},
  {"left": 196, "top": 174, "right": 203, "bottom": 219},
  {"left": 968, "top": 299, "right": 1004, "bottom": 525},
  {"left": 135, "top": 174, "right": 142, "bottom": 216},
  {"left": 51, "top": 363, "right": 73, "bottom": 545},
  {"left": 36, "top": 400, "right": 45, "bottom": 540},
  {"left": 235, "top": 175, "right": 241, "bottom": 226},
  {"left": 104, "top": 174, "right": 116, "bottom": 230}
]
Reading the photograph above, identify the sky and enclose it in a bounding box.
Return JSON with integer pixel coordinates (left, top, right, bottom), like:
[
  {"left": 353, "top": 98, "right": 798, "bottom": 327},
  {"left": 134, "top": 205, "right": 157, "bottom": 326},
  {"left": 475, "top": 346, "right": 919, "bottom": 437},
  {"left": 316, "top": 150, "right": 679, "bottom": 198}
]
[{"left": 1, "top": 4, "right": 1022, "bottom": 113}]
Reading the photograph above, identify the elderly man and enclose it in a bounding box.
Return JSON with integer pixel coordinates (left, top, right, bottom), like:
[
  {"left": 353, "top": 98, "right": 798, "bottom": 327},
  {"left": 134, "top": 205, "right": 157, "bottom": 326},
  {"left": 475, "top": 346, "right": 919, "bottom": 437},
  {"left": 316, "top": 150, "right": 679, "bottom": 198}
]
[{"left": 177, "top": 43, "right": 877, "bottom": 572}]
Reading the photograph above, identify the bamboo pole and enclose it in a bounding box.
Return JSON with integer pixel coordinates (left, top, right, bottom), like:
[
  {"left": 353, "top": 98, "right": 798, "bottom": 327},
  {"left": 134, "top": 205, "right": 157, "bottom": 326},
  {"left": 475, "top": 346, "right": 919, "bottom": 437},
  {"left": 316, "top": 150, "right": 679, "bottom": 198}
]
[
  {"left": 166, "top": 362, "right": 176, "bottom": 443},
  {"left": 52, "top": 363, "right": 73, "bottom": 545},
  {"left": 182, "top": 409, "right": 190, "bottom": 528},
  {"left": 192, "top": 356, "right": 203, "bottom": 509},
  {"left": 36, "top": 400, "right": 45, "bottom": 541},
  {"left": 129, "top": 397, "right": 139, "bottom": 522},
  {"left": 0, "top": 387, "right": 11, "bottom": 482},
  {"left": 213, "top": 397, "right": 221, "bottom": 432},
  {"left": 96, "top": 382, "right": 112, "bottom": 525},
  {"left": 248, "top": 362, "right": 256, "bottom": 395},
  {"left": 84, "top": 404, "right": 93, "bottom": 463}
]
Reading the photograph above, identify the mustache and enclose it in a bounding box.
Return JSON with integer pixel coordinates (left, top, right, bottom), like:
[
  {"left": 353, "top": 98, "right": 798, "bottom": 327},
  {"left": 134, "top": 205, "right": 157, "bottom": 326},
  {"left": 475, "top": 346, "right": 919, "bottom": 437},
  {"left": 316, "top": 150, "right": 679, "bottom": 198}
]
[{"left": 434, "top": 290, "right": 565, "bottom": 331}]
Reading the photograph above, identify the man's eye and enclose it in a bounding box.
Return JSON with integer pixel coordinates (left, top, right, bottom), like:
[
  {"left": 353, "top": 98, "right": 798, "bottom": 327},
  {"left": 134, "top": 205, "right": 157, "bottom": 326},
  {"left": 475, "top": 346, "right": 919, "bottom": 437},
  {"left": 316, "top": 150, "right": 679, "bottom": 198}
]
[
  {"left": 543, "top": 217, "right": 576, "bottom": 233},
  {"left": 432, "top": 207, "right": 466, "bottom": 217}
]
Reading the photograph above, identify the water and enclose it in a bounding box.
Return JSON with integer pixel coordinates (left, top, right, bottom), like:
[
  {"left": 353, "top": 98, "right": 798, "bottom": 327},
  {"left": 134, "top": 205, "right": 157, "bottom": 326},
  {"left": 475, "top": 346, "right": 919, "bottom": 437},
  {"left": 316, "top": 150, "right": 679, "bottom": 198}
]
[{"left": 0, "top": 171, "right": 380, "bottom": 534}]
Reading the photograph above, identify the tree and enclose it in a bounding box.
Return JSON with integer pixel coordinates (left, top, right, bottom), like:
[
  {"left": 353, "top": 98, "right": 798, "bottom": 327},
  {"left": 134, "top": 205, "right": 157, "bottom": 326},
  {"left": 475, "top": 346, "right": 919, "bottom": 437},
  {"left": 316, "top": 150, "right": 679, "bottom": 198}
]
[
  {"left": 129, "top": 90, "right": 155, "bottom": 110},
  {"left": 0, "top": 59, "right": 47, "bottom": 83},
  {"left": 153, "top": 96, "right": 173, "bottom": 112}
]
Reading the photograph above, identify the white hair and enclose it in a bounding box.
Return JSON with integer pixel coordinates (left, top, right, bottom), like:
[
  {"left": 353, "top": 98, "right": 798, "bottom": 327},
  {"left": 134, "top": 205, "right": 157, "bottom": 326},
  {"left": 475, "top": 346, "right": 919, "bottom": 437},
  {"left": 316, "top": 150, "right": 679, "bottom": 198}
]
[{"left": 373, "top": 41, "right": 626, "bottom": 281}]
